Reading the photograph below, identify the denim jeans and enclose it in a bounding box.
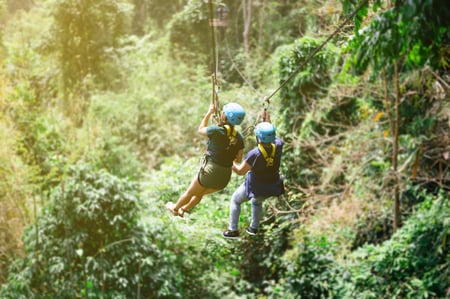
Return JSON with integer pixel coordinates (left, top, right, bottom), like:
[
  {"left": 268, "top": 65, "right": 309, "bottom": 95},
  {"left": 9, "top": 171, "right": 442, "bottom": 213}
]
[{"left": 228, "top": 183, "right": 267, "bottom": 231}]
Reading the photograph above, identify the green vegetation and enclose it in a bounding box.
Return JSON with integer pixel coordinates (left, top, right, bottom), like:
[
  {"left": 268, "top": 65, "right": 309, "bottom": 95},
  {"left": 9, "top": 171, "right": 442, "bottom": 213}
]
[{"left": 1, "top": 0, "right": 448, "bottom": 298}]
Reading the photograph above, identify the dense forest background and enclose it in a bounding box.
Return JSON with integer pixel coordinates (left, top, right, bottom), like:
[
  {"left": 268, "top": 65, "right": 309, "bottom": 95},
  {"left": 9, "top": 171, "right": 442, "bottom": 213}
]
[{"left": 0, "top": 0, "right": 448, "bottom": 298}]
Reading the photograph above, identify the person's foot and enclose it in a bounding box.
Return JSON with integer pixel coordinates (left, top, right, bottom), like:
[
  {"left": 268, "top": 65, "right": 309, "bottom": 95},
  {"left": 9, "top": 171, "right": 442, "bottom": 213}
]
[
  {"left": 246, "top": 227, "right": 258, "bottom": 236},
  {"left": 178, "top": 207, "right": 185, "bottom": 218},
  {"left": 223, "top": 229, "right": 240, "bottom": 239},
  {"left": 165, "top": 202, "right": 179, "bottom": 216}
]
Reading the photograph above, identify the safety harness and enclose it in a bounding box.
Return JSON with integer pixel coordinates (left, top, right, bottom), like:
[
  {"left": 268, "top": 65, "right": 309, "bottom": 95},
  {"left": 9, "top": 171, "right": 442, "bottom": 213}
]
[
  {"left": 201, "top": 124, "right": 238, "bottom": 172},
  {"left": 258, "top": 143, "right": 276, "bottom": 167},
  {"left": 224, "top": 124, "right": 237, "bottom": 148}
]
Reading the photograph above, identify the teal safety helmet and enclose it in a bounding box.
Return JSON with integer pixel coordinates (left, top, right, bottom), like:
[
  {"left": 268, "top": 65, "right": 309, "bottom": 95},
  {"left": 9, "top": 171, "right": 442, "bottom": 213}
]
[
  {"left": 255, "top": 122, "right": 276, "bottom": 143},
  {"left": 223, "top": 103, "right": 246, "bottom": 125}
]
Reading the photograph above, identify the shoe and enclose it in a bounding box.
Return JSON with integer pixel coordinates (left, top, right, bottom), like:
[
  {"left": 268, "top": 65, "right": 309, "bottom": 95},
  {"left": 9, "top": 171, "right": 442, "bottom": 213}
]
[
  {"left": 246, "top": 227, "right": 258, "bottom": 236},
  {"left": 165, "top": 202, "right": 179, "bottom": 216},
  {"left": 223, "top": 230, "right": 240, "bottom": 239}
]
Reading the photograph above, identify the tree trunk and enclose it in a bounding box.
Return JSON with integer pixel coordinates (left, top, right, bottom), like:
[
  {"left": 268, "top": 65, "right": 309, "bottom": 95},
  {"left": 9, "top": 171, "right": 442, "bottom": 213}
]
[
  {"left": 383, "top": 65, "right": 401, "bottom": 232},
  {"left": 242, "top": 0, "right": 252, "bottom": 54},
  {"left": 393, "top": 61, "right": 401, "bottom": 231}
]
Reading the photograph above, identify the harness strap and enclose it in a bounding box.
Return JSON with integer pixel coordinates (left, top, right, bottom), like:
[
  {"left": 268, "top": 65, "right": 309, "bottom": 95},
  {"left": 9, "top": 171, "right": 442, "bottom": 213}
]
[
  {"left": 224, "top": 124, "right": 238, "bottom": 149},
  {"left": 224, "top": 125, "right": 236, "bottom": 138},
  {"left": 258, "top": 143, "right": 276, "bottom": 167}
]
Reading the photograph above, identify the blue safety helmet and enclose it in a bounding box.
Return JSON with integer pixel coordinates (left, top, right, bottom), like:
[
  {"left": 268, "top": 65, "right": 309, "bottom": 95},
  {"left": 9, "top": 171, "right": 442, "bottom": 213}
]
[
  {"left": 223, "top": 103, "right": 246, "bottom": 125},
  {"left": 255, "top": 122, "right": 276, "bottom": 143}
]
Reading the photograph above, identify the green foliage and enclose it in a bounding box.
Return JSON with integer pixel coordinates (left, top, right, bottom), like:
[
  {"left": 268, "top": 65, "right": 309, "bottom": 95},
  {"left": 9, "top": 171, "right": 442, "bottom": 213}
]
[
  {"left": 143, "top": 156, "right": 250, "bottom": 298},
  {"left": 144, "top": 156, "right": 303, "bottom": 298},
  {"left": 225, "top": 216, "right": 294, "bottom": 296},
  {"left": 0, "top": 162, "right": 191, "bottom": 298},
  {"left": 276, "top": 36, "right": 338, "bottom": 138},
  {"left": 168, "top": 0, "right": 210, "bottom": 67},
  {"left": 274, "top": 36, "right": 339, "bottom": 187},
  {"left": 1, "top": 1, "right": 449, "bottom": 297},
  {"left": 281, "top": 235, "right": 343, "bottom": 298},
  {"left": 248, "top": 0, "right": 309, "bottom": 52},
  {"left": 278, "top": 92, "right": 363, "bottom": 190},
  {"left": 346, "top": 0, "right": 450, "bottom": 73},
  {"left": 344, "top": 191, "right": 449, "bottom": 299},
  {"left": 0, "top": 118, "right": 37, "bottom": 286},
  {"left": 6, "top": 79, "right": 69, "bottom": 192},
  {"left": 351, "top": 203, "right": 393, "bottom": 249},
  {"left": 88, "top": 33, "right": 212, "bottom": 169},
  {"left": 131, "top": 0, "right": 185, "bottom": 34},
  {"left": 264, "top": 189, "right": 449, "bottom": 299},
  {"left": 277, "top": 36, "right": 337, "bottom": 113},
  {"left": 46, "top": 0, "right": 133, "bottom": 92},
  {"left": 93, "top": 135, "right": 143, "bottom": 180}
]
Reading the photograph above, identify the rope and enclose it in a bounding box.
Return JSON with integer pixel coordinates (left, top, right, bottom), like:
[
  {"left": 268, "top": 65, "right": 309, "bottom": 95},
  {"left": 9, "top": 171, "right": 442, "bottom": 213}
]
[
  {"left": 208, "top": 0, "right": 221, "bottom": 123},
  {"left": 208, "top": 0, "right": 217, "bottom": 78}
]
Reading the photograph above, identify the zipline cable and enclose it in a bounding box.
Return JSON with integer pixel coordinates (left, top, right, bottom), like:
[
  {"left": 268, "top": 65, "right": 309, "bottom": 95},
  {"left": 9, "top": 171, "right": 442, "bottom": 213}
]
[{"left": 207, "top": 0, "right": 368, "bottom": 130}]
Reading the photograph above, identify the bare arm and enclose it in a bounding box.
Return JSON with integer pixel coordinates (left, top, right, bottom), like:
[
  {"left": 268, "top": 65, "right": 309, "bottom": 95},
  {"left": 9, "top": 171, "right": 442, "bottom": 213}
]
[
  {"left": 234, "top": 149, "right": 243, "bottom": 164},
  {"left": 232, "top": 157, "right": 251, "bottom": 176},
  {"left": 261, "top": 110, "right": 271, "bottom": 123},
  {"left": 198, "top": 104, "right": 216, "bottom": 136}
]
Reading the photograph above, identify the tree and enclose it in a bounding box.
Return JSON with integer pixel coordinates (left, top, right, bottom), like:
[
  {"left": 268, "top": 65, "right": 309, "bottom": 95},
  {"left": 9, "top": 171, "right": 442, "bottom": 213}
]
[
  {"left": 242, "top": 0, "right": 252, "bottom": 54},
  {"left": 46, "top": 0, "right": 132, "bottom": 120},
  {"left": 130, "top": 0, "right": 185, "bottom": 34},
  {"left": 344, "top": 0, "right": 450, "bottom": 230},
  {"left": 0, "top": 163, "right": 187, "bottom": 298}
]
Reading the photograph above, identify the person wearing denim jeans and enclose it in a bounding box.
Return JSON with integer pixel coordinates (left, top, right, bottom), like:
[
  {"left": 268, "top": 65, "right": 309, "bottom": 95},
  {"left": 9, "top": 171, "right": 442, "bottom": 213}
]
[{"left": 223, "top": 115, "right": 284, "bottom": 238}]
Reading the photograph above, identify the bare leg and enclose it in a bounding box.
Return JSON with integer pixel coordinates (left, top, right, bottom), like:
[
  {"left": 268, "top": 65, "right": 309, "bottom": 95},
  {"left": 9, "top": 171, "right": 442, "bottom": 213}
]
[
  {"left": 179, "top": 187, "right": 218, "bottom": 216},
  {"left": 166, "top": 173, "right": 222, "bottom": 217},
  {"left": 165, "top": 175, "right": 201, "bottom": 216},
  {"left": 179, "top": 195, "right": 201, "bottom": 216},
  {"left": 173, "top": 176, "right": 206, "bottom": 209}
]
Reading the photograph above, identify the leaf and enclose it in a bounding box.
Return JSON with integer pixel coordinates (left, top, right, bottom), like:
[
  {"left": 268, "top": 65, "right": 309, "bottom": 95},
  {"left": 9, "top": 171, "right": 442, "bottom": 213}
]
[
  {"left": 373, "top": 112, "right": 384, "bottom": 122},
  {"left": 76, "top": 249, "right": 84, "bottom": 257}
]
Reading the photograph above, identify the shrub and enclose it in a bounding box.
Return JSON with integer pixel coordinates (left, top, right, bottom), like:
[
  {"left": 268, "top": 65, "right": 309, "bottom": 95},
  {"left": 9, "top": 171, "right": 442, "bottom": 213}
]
[
  {"left": 0, "top": 162, "right": 187, "bottom": 298},
  {"left": 344, "top": 190, "right": 449, "bottom": 299},
  {"left": 278, "top": 234, "right": 343, "bottom": 299}
]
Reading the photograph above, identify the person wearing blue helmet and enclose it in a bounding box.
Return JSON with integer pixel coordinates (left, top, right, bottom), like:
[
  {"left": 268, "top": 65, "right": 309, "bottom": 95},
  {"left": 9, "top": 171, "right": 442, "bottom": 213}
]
[
  {"left": 223, "top": 111, "right": 284, "bottom": 238},
  {"left": 166, "top": 103, "right": 246, "bottom": 217}
]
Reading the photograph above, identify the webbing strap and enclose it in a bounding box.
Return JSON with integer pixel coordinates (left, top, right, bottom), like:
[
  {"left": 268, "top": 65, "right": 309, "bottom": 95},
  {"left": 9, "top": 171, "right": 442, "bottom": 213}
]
[
  {"left": 224, "top": 125, "right": 238, "bottom": 148},
  {"left": 224, "top": 125, "right": 236, "bottom": 138},
  {"left": 258, "top": 143, "right": 276, "bottom": 167}
]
